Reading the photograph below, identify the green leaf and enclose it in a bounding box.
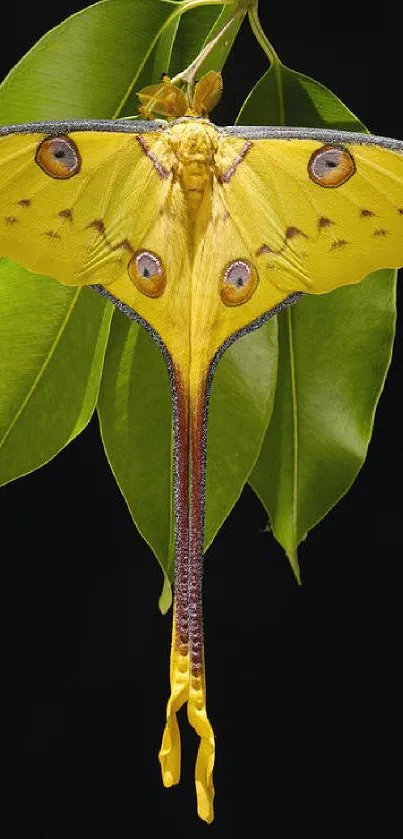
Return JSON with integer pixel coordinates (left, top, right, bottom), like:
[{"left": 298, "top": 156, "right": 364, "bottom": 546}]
[
  {"left": 132, "top": 16, "right": 181, "bottom": 95},
  {"left": 170, "top": 3, "right": 244, "bottom": 78},
  {"left": 241, "top": 61, "right": 396, "bottom": 579},
  {"left": 123, "top": 2, "right": 243, "bottom": 116},
  {"left": 250, "top": 273, "right": 396, "bottom": 577},
  {"left": 239, "top": 60, "right": 366, "bottom": 131},
  {"left": 98, "top": 309, "right": 278, "bottom": 582},
  {"left": 0, "top": 0, "right": 179, "bottom": 122},
  {"left": 0, "top": 264, "right": 112, "bottom": 486},
  {"left": 1, "top": 0, "right": 227, "bottom": 489},
  {"left": 204, "top": 323, "right": 278, "bottom": 549},
  {"left": 0, "top": 0, "right": 179, "bottom": 482},
  {"left": 98, "top": 315, "right": 173, "bottom": 576},
  {"left": 121, "top": 3, "right": 224, "bottom": 116},
  {"left": 163, "top": 5, "right": 223, "bottom": 77}
]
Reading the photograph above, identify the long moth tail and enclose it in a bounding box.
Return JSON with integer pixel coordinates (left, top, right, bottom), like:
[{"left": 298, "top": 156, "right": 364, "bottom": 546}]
[{"left": 158, "top": 370, "right": 215, "bottom": 823}]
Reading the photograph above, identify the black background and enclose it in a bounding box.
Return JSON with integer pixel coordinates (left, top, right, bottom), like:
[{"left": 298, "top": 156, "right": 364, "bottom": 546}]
[{"left": 1, "top": 2, "right": 402, "bottom": 837}]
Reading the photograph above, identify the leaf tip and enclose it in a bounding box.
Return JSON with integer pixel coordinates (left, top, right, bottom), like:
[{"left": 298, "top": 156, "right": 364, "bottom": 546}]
[
  {"left": 286, "top": 548, "right": 302, "bottom": 585},
  {"left": 158, "top": 573, "right": 173, "bottom": 614}
]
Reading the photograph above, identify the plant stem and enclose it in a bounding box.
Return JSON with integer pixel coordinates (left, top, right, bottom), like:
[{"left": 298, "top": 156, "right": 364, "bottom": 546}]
[
  {"left": 170, "top": 0, "right": 251, "bottom": 97},
  {"left": 247, "top": 2, "right": 285, "bottom": 125}
]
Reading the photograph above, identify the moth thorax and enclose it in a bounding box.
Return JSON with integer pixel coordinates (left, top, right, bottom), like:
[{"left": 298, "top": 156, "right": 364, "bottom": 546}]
[
  {"left": 178, "top": 157, "right": 212, "bottom": 216},
  {"left": 169, "top": 121, "right": 217, "bottom": 216}
]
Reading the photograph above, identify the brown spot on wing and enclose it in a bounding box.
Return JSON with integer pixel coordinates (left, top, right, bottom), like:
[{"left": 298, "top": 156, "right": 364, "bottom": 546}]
[
  {"left": 112, "top": 239, "right": 134, "bottom": 255},
  {"left": 216, "top": 141, "right": 252, "bottom": 184},
  {"left": 398, "top": 208, "right": 403, "bottom": 215},
  {"left": 317, "top": 216, "right": 334, "bottom": 229},
  {"left": 59, "top": 209, "right": 73, "bottom": 221},
  {"left": 4, "top": 216, "right": 18, "bottom": 225},
  {"left": 255, "top": 225, "right": 309, "bottom": 256},
  {"left": 136, "top": 135, "right": 170, "bottom": 179},
  {"left": 256, "top": 227, "right": 308, "bottom": 257},
  {"left": 87, "top": 219, "right": 134, "bottom": 256},
  {"left": 18, "top": 199, "right": 31, "bottom": 208},
  {"left": 360, "top": 208, "right": 375, "bottom": 218},
  {"left": 256, "top": 244, "right": 273, "bottom": 256},
  {"left": 285, "top": 226, "right": 308, "bottom": 240},
  {"left": 88, "top": 219, "right": 105, "bottom": 234},
  {"left": 44, "top": 230, "right": 61, "bottom": 240},
  {"left": 330, "top": 239, "right": 348, "bottom": 250},
  {"left": 374, "top": 228, "right": 388, "bottom": 236},
  {"left": 256, "top": 242, "right": 284, "bottom": 256}
]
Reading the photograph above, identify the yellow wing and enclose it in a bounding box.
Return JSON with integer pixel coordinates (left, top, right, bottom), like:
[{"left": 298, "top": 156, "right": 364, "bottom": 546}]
[
  {"left": 2, "top": 121, "right": 403, "bottom": 380},
  {"left": 219, "top": 134, "right": 403, "bottom": 291},
  {"left": 0, "top": 124, "right": 191, "bottom": 371},
  {"left": 188, "top": 131, "right": 403, "bottom": 376}
]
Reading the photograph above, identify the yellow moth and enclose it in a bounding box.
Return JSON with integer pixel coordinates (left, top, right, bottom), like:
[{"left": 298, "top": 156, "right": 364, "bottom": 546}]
[{"left": 1, "top": 71, "right": 403, "bottom": 821}]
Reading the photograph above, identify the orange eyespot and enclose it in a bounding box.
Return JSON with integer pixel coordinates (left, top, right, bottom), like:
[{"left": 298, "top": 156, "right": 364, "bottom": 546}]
[
  {"left": 127, "top": 250, "right": 166, "bottom": 297},
  {"left": 308, "top": 145, "right": 356, "bottom": 187},
  {"left": 220, "top": 259, "right": 258, "bottom": 306},
  {"left": 35, "top": 135, "right": 81, "bottom": 179}
]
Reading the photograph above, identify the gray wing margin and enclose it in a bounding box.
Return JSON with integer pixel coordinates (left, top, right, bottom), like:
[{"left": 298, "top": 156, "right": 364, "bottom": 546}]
[
  {"left": 0, "top": 119, "right": 167, "bottom": 136},
  {"left": 217, "top": 124, "right": 403, "bottom": 151},
  {"left": 0, "top": 119, "right": 402, "bottom": 152}
]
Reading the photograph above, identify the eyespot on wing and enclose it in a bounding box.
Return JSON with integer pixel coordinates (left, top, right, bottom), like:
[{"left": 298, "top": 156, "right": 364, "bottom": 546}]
[
  {"left": 220, "top": 259, "right": 258, "bottom": 306},
  {"left": 308, "top": 145, "right": 355, "bottom": 187},
  {"left": 35, "top": 135, "right": 81, "bottom": 179},
  {"left": 128, "top": 250, "right": 166, "bottom": 297}
]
